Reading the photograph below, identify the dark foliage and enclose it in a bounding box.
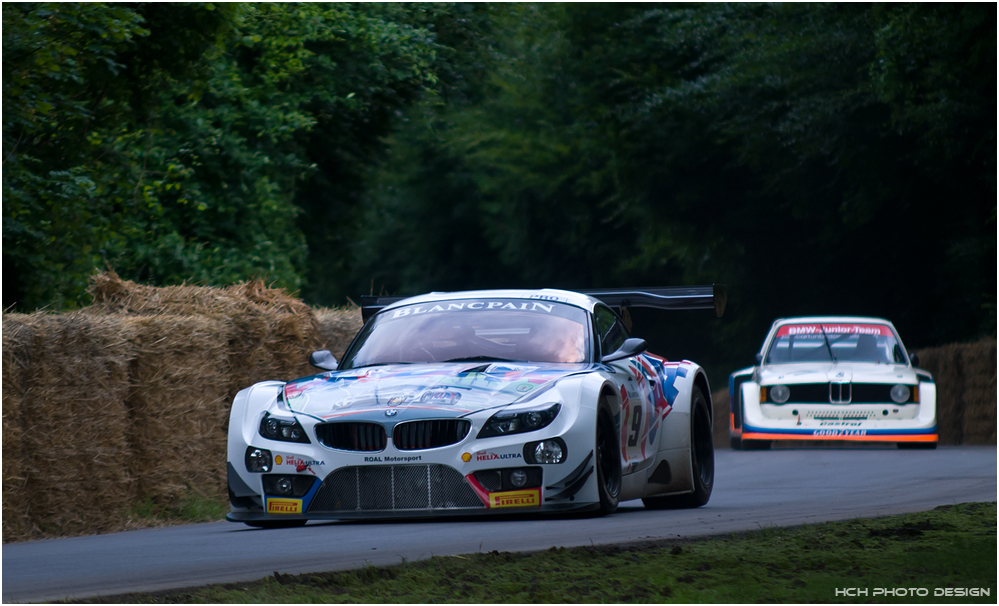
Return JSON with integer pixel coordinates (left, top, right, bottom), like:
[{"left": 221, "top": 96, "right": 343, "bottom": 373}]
[{"left": 4, "top": 3, "right": 994, "bottom": 375}]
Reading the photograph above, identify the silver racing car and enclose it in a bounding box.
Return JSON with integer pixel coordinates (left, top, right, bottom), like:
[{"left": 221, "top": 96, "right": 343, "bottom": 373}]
[{"left": 226, "top": 286, "right": 725, "bottom": 527}]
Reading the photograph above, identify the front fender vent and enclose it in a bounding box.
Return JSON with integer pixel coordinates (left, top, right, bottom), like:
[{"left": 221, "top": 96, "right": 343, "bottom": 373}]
[
  {"left": 393, "top": 420, "right": 471, "bottom": 450},
  {"left": 315, "top": 422, "right": 387, "bottom": 452}
]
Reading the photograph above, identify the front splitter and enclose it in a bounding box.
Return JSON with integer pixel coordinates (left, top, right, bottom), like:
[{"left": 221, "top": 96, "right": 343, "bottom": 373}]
[{"left": 226, "top": 501, "right": 597, "bottom": 523}]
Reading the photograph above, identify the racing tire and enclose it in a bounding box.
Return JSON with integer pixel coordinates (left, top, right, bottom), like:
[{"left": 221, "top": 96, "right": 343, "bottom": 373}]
[
  {"left": 244, "top": 519, "right": 308, "bottom": 529},
  {"left": 642, "top": 386, "right": 714, "bottom": 509},
  {"left": 595, "top": 407, "right": 621, "bottom": 515},
  {"left": 897, "top": 442, "right": 937, "bottom": 450}
]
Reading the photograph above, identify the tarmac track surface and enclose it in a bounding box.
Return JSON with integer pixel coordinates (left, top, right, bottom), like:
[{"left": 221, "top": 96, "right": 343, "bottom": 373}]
[{"left": 3, "top": 446, "right": 995, "bottom": 603}]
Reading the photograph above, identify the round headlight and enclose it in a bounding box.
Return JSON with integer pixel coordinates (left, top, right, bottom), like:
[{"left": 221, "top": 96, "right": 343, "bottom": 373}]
[
  {"left": 533, "top": 440, "right": 565, "bottom": 464},
  {"left": 890, "top": 384, "right": 911, "bottom": 404},
  {"left": 509, "top": 469, "right": 528, "bottom": 488},
  {"left": 770, "top": 384, "right": 790, "bottom": 404},
  {"left": 264, "top": 418, "right": 280, "bottom": 438},
  {"left": 524, "top": 412, "right": 542, "bottom": 429},
  {"left": 245, "top": 447, "right": 272, "bottom": 473},
  {"left": 276, "top": 477, "right": 294, "bottom": 496}
]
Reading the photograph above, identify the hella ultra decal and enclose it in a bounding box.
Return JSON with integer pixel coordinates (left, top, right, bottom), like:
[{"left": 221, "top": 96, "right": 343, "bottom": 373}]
[
  {"left": 489, "top": 489, "right": 541, "bottom": 508},
  {"left": 473, "top": 450, "right": 523, "bottom": 462},
  {"left": 266, "top": 498, "right": 303, "bottom": 514}
]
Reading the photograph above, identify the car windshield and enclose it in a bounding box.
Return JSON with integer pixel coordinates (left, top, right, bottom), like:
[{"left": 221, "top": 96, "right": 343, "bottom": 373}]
[
  {"left": 765, "top": 323, "right": 907, "bottom": 365},
  {"left": 341, "top": 298, "right": 590, "bottom": 368}
]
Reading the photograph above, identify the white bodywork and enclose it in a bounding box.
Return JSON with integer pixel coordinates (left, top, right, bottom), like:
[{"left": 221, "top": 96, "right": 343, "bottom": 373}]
[
  {"left": 729, "top": 316, "right": 937, "bottom": 445},
  {"left": 227, "top": 289, "right": 713, "bottom": 521}
]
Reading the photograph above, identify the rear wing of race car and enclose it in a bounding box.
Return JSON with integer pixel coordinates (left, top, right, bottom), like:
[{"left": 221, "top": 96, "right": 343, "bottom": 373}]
[
  {"left": 359, "top": 284, "right": 726, "bottom": 322},
  {"left": 359, "top": 295, "right": 407, "bottom": 322},
  {"left": 579, "top": 284, "right": 727, "bottom": 318}
]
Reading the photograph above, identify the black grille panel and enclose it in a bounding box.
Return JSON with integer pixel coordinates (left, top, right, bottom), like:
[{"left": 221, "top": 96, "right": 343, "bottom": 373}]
[
  {"left": 315, "top": 422, "right": 387, "bottom": 452},
  {"left": 393, "top": 419, "right": 470, "bottom": 450},
  {"left": 307, "top": 465, "right": 484, "bottom": 512},
  {"left": 765, "top": 383, "right": 917, "bottom": 404},
  {"left": 852, "top": 383, "right": 915, "bottom": 404}
]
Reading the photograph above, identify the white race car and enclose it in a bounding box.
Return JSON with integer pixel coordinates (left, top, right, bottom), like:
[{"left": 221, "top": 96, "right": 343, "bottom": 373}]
[
  {"left": 227, "top": 286, "right": 725, "bottom": 527},
  {"left": 728, "top": 316, "right": 937, "bottom": 450}
]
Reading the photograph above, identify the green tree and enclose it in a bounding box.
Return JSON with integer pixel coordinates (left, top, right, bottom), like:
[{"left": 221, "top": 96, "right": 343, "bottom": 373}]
[
  {"left": 350, "top": 3, "right": 995, "bottom": 375},
  {"left": 3, "top": 3, "right": 440, "bottom": 310}
]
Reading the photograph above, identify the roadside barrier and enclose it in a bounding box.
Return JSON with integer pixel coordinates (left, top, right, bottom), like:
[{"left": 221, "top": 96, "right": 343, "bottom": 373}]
[{"left": 1, "top": 272, "right": 360, "bottom": 543}]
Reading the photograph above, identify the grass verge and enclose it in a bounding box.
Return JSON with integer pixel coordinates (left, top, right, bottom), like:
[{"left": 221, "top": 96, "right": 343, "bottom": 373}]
[
  {"left": 127, "top": 492, "right": 228, "bottom": 527},
  {"left": 70, "top": 502, "right": 996, "bottom": 604}
]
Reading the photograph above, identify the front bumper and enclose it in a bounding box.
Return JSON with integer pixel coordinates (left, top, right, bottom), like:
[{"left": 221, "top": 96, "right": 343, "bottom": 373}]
[
  {"left": 738, "top": 424, "right": 939, "bottom": 443},
  {"left": 227, "top": 419, "right": 600, "bottom": 522},
  {"left": 735, "top": 381, "right": 938, "bottom": 443}
]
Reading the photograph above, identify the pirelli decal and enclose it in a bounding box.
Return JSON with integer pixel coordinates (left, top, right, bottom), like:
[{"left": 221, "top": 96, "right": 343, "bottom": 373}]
[
  {"left": 266, "top": 498, "right": 303, "bottom": 514},
  {"left": 489, "top": 489, "right": 541, "bottom": 509}
]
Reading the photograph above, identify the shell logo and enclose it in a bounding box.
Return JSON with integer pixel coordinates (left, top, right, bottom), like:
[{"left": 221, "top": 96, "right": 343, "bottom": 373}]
[
  {"left": 275, "top": 455, "right": 283, "bottom": 465},
  {"left": 461, "top": 452, "right": 472, "bottom": 462}
]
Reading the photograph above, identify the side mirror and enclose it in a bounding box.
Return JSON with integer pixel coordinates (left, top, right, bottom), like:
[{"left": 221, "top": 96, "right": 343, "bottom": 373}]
[
  {"left": 602, "top": 338, "right": 648, "bottom": 363},
  {"left": 755, "top": 353, "right": 763, "bottom": 365},
  {"left": 908, "top": 352, "right": 920, "bottom": 367},
  {"left": 309, "top": 350, "right": 339, "bottom": 371}
]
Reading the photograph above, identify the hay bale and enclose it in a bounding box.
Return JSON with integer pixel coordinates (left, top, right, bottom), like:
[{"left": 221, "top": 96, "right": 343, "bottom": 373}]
[
  {"left": 2, "top": 316, "right": 35, "bottom": 541},
  {"left": 123, "top": 315, "right": 234, "bottom": 505},
  {"left": 315, "top": 306, "right": 363, "bottom": 360},
  {"left": 960, "top": 338, "right": 997, "bottom": 444},
  {"left": 915, "top": 343, "right": 964, "bottom": 445},
  {"left": 914, "top": 337, "right": 997, "bottom": 445},
  {"left": 16, "top": 312, "right": 135, "bottom": 538},
  {"left": 711, "top": 388, "right": 731, "bottom": 448},
  {"left": 88, "top": 270, "right": 314, "bottom": 318},
  {"left": 88, "top": 271, "right": 322, "bottom": 396}
]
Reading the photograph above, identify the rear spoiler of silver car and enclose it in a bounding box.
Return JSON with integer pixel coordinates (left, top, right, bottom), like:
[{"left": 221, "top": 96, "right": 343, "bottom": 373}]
[
  {"left": 578, "top": 284, "right": 727, "bottom": 318},
  {"left": 359, "top": 285, "right": 726, "bottom": 322},
  {"left": 359, "top": 295, "right": 407, "bottom": 322}
]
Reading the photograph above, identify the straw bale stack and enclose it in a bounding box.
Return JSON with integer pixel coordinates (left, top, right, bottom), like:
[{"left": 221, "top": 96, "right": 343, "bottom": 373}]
[
  {"left": 915, "top": 337, "right": 997, "bottom": 445},
  {"left": 1, "top": 274, "right": 369, "bottom": 542},
  {"left": 12, "top": 312, "right": 135, "bottom": 538},
  {"left": 3, "top": 316, "right": 35, "bottom": 539},
  {"left": 314, "top": 306, "right": 364, "bottom": 359},
  {"left": 958, "top": 337, "right": 997, "bottom": 444},
  {"left": 87, "top": 270, "right": 314, "bottom": 318},
  {"left": 710, "top": 388, "right": 731, "bottom": 449},
  {"left": 123, "top": 315, "right": 234, "bottom": 505},
  {"left": 87, "top": 271, "right": 323, "bottom": 395}
]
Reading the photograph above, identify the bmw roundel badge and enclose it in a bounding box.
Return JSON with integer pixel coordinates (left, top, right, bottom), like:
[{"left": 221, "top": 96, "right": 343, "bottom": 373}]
[{"left": 385, "top": 409, "right": 398, "bottom": 417}]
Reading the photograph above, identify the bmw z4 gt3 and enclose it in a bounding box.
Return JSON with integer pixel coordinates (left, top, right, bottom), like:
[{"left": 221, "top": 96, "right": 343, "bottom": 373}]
[{"left": 227, "top": 287, "right": 722, "bottom": 527}]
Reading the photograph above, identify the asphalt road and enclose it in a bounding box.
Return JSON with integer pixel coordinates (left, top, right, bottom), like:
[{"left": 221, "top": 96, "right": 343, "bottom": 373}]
[{"left": 3, "top": 446, "right": 995, "bottom": 603}]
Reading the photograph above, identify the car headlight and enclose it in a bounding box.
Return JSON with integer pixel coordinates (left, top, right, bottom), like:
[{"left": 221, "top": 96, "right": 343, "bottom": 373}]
[
  {"left": 890, "top": 384, "right": 911, "bottom": 404},
  {"left": 770, "top": 384, "right": 790, "bottom": 404},
  {"left": 259, "top": 413, "right": 311, "bottom": 443},
  {"left": 245, "top": 447, "right": 272, "bottom": 472},
  {"left": 524, "top": 438, "right": 566, "bottom": 464},
  {"left": 262, "top": 474, "right": 317, "bottom": 497},
  {"left": 477, "top": 403, "right": 561, "bottom": 438}
]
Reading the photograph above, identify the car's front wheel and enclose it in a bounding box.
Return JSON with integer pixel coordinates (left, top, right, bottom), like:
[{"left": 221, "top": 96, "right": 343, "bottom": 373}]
[{"left": 595, "top": 408, "right": 621, "bottom": 515}]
